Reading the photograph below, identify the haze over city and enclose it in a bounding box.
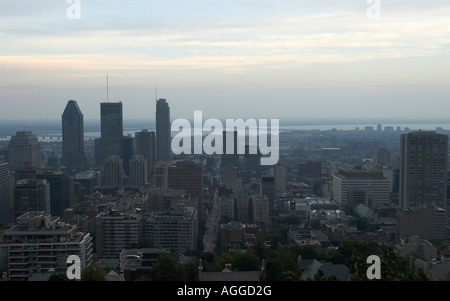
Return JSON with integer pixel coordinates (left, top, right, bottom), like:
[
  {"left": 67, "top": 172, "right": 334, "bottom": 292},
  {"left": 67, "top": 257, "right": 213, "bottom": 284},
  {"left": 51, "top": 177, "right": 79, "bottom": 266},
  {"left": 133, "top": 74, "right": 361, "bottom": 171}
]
[{"left": 1, "top": 0, "right": 450, "bottom": 123}]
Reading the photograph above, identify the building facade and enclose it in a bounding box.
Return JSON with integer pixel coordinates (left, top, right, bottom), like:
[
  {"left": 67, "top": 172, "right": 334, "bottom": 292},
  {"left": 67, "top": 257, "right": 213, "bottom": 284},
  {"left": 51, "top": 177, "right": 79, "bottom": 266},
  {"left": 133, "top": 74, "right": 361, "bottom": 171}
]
[
  {"left": 156, "top": 98, "right": 171, "bottom": 162},
  {"left": 135, "top": 129, "right": 156, "bottom": 180},
  {"left": 144, "top": 207, "right": 197, "bottom": 254},
  {"left": 101, "top": 155, "right": 124, "bottom": 187},
  {"left": 95, "top": 209, "right": 143, "bottom": 258},
  {"left": 129, "top": 155, "right": 147, "bottom": 187},
  {"left": 332, "top": 168, "right": 391, "bottom": 209},
  {"left": 1, "top": 211, "right": 93, "bottom": 281},
  {"left": 8, "top": 131, "right": 42, "bottom": 172},
  {"left": 399, "top": 131, "right": 448, "bottom": 210},
  {"left": 100, "top": 102, "right": 123, "bottom": 163},
  {"left": 61, "top": 100, "right": 86, "bottom": 168}
]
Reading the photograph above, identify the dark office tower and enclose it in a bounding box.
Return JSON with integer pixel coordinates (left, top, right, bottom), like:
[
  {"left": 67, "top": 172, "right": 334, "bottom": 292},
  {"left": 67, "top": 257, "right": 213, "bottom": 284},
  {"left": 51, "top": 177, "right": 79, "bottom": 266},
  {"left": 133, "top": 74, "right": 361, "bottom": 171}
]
[
  {"left": 156, "top": 98, "right": 171, "bottom": 162},
  {"left": 14, "top": 179, "right": 50, "bottom": 219},
  {"left": 100, "top": 102, "right": 123, "bottom": 162},
  {"left": 61, "top": 100, "right": 86, "bottom": 168},
  {"left": 244, "top": 145, "right": 261, "bottom": 176},
  {"left": 8, "top": 131, "right": 42, "bottom": 172},
  {"left": 129, "top": 155, "right": 147, "bottom": 187},
  {"left": 0, "top": 157, "right": 12, "bottom": 225},
  {"left": 135, "top": 130, "right": 156, "bottom": 179},
  {"left": 168, "top": 161, "right": 203, "bottom": 207},
  {"left": 222, "top": 130, "right": 239, "bottom": 169},
  {"left": 400, "top": 131, "right": 448, "bottom": 210},
  {"left": 101, "top": 155, "right": 124, "bottom": 187},
  {"left": 14, "top": 162, "right": 38, "bottom": 182},
  {"left": 37, "top": 171, "right": 70, "bottom": 217},
  {"left": 260, "top": 176, "right": 275, "bottom": 217},
  {"left": 122, "top": 135, "right": 134, "bottom": 176}
]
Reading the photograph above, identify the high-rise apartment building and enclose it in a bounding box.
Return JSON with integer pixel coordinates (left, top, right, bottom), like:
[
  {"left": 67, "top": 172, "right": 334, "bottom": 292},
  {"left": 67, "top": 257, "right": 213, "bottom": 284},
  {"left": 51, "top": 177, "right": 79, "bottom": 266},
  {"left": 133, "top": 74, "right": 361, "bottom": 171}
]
[
  {"left": 61, "top": 100, "right": 86, "bottom": 168},
  {"left": 399, "top": 131, "right": 448, "bottom": 210},
  {"left": 156, "top": 98, "right": 171, "bottom": 162},
  {"left": 100, "top": 102, "right": 123, "bottom": 162},
  {"left": 8, "top": 131, "right": 42, "bottom": 172},
  {"left": 135, "top": 130, "right": 156, "bottom": 179},
  {"left": 95, "top": 209, "right": 143, "bottom": 258},
  {"left": 144, "top": 207, "right": 197, "bottom": 254},
  {"left": 1, "top": 211, "right": 93, "bottom": 281}
]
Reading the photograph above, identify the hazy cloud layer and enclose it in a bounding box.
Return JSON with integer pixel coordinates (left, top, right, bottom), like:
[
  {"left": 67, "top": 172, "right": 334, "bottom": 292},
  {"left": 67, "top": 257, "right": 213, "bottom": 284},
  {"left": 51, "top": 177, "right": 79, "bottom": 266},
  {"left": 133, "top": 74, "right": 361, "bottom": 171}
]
[{"left": 0, "top": 0, "right": 449, "bottom": 121}]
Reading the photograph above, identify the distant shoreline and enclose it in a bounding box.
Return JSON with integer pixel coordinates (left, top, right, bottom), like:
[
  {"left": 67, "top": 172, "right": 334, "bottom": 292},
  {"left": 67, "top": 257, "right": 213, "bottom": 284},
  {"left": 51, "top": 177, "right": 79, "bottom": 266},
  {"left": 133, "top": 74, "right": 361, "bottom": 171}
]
[{"left": 1, "top": 119, "right": 450, "bottom": 140}]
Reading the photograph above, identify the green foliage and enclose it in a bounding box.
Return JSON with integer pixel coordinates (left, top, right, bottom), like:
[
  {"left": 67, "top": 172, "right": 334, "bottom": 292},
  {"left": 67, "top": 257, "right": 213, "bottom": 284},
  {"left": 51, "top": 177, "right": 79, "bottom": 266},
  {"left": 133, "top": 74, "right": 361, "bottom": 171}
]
[
  {"left": 310, "top": 219, "right": 322, "bottom": 230},
  {"left": 81, "top": 263, "right": 106, "bottom": 281},
  {"left": 48, "top": 272, "right": 72, "bottom": 281},
  {"left": 280, "top": 270, "right": 300, "bottom": 281},
  {"left": 151, "top": 252, "right": 186, "bottom": 281}
]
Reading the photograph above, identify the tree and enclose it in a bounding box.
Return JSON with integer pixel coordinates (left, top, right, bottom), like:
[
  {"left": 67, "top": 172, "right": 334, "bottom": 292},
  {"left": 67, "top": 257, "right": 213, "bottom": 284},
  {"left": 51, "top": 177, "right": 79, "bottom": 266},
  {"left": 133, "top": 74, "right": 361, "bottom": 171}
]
[
  {"left": 281, "top": 270, "right": 300, "bottom": 281},
  {"left": 310, "top": 219, "right": 322, "bottom": 230},
  {"left": 81, "top": 263, "right": 106, "bottom": 281},
  {"left": 151, "top": 252, "right": 186, "bottom": 281},
  {"left": 48, "top": 273, "right": 71, "bottom": 281},
  {"left": 48, "top": 267, "right": 73, "bottom": 281}
]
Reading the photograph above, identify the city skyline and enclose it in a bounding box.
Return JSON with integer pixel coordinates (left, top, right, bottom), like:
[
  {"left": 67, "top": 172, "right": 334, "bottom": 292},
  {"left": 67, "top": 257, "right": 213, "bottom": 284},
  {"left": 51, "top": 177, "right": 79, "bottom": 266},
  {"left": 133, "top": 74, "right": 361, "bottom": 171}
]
[{"left": 1, "top": 1, "right": 450, "bottom": 122}]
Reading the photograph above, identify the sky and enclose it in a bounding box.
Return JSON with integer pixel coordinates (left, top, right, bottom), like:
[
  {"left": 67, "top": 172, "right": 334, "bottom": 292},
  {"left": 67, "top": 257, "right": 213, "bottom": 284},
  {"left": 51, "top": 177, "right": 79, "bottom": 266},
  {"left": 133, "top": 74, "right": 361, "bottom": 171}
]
[{"left": 1, "top": 0, "right": 450, "bottom": 124}]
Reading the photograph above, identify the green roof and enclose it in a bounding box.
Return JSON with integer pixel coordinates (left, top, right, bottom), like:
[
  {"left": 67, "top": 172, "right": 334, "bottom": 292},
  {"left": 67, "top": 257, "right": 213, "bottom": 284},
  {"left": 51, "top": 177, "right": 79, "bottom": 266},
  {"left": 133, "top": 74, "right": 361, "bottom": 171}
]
[{"left": 356, "top": 204, "right": 375, "bottom": 218}]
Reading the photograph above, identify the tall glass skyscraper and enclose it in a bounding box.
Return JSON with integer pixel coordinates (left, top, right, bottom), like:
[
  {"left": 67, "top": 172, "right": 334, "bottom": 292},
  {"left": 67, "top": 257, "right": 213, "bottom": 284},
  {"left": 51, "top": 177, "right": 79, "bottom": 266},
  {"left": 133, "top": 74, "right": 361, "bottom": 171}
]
[
  {"left": 100, "top": 102, "right": 123, "bottom": 162},
  {"left": 61, "top": 100, "right": 86, "bottom": 168},
  {"left": 156, "top": 98, "right": 171, "bottom": 162},
  {"left": 0, "top": 156, "right": 12, "bottom": 225},
  {"left": 135, "top": 129, "right": 156, "bottom": 179}
]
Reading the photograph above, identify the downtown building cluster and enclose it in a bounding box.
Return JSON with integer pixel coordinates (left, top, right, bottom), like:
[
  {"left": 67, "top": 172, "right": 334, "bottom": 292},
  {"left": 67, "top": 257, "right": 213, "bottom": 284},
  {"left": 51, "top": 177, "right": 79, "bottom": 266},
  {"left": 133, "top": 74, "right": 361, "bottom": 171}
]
[{"left": 1, "top": 99, "right": 450, "bottom": 280}]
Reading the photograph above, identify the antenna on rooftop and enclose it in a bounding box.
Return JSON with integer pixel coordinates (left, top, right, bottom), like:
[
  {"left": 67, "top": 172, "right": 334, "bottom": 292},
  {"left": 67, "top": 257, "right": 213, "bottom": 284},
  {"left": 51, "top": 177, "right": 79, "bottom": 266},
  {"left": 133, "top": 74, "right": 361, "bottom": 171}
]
[
  {"left": 155, "top": 84, "right": 158, "bottom": 101},
  {"left": 107, "top": 75, "right": 109, "bottom": 102}
]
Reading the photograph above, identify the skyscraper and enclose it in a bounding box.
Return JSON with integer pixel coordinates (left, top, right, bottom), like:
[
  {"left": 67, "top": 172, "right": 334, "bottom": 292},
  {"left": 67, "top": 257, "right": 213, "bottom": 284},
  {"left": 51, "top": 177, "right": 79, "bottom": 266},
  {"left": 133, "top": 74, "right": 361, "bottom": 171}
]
[
  {"left": 61, "top": 100, "right": 86, "bottom": 168},
  {"left": 399, "top": 131, "right": 448, "bottom": 210},
  {"left": 101, "top": 155, "right": 124, "bottom": 187},
  {"left": 156, "top": 98, "right": 171, "bottom": 162},
  {"left": 100, "top": 102, "right": 123, "bottom": 162},
  {"left": 14, "top": 179, "right": 50, "bottom": 219},
  {"left": 122, "top": 135, "right": 134, "bottom": 176},
  {"left": 274, "top": 164, "right": 287, "bottom": 192},
  {"left": 0, "top": 157, "right": 12, "bottom": 225},
  {"left": 135, "top": 129, "right": 156, "bottom": 179},
  {"left": 8, "top": 131, "right": 42, "bottom": 172},
  {"left": 222, "top": 130, "right": 239, "bottom": 169},
  {"left": 168, "top": 161, "right": 203, "bottom": 208},
  {"left": 129, "top": 155, "right": 147, "bottom": 187},
  {"left": 36, "top": 171, "right": 71, "bottom": 217}
]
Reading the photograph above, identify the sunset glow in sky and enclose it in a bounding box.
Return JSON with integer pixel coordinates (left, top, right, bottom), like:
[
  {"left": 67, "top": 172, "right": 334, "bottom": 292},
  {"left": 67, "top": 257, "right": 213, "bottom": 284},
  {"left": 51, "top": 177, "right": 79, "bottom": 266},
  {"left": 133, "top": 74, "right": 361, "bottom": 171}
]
[{"left": 1, "top": 0, "right": 450, "bottom": 122}]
